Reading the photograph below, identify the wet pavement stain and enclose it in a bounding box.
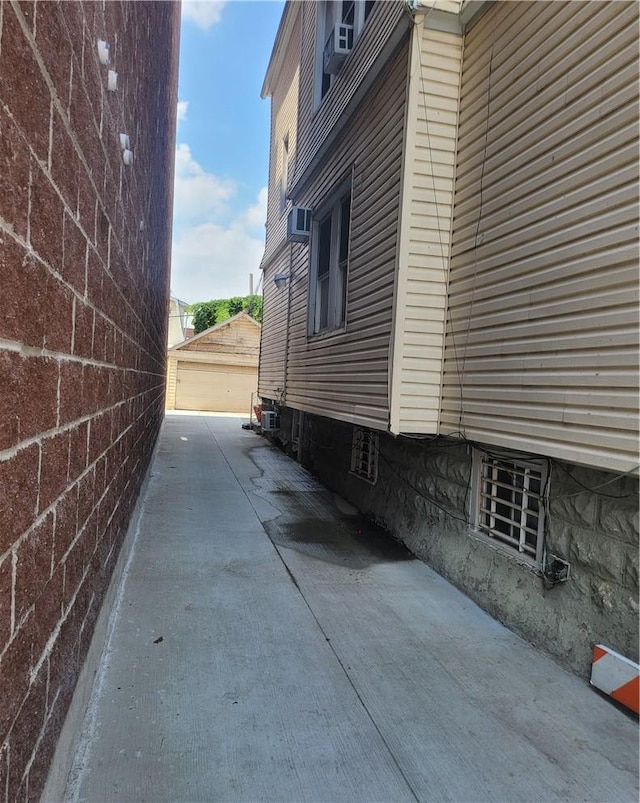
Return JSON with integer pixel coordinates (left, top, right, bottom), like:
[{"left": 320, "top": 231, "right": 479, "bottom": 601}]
[{"left": 263, "top": 514, "right": 414, "bottom": 570}]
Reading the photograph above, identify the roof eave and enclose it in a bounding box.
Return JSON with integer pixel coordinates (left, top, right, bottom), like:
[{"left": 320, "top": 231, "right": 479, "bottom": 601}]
[{"left": 261, "top": 1, "right": 299, "bottom": 99}]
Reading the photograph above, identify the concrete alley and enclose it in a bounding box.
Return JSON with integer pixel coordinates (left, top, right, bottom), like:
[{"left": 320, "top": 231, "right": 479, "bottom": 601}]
[{"left": 49, "top": 414, "right": 638, "bottom": 803}]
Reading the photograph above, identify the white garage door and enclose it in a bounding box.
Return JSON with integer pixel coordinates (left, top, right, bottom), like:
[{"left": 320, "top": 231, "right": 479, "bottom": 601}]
[{"left": 175, "top": 361, "right": 256, "bottom": 413}]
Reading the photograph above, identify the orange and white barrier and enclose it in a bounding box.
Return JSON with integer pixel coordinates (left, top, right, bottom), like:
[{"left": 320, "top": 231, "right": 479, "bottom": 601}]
[{"left": 590, "top": 644, "right": 639, "bottom": 714}]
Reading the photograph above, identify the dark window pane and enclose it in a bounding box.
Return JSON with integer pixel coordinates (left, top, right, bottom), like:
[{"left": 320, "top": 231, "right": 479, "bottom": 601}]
[
  {"left": 342, "top": 1, "right": 355, "bottom": 24},
  {"left": 318, "top": 275, "right": 329, "bottom": 330},
  {"left": 318, "top": 216, "right": 332, "bottom": 278},
  {"left": 321, "top": 70, "right": 331, "bottom": 98},
  {"left": 364, "top": 1, "right": 375, "bottom": 20}
]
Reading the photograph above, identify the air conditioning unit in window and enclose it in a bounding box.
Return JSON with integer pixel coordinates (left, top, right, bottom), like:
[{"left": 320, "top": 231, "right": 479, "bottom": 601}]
[
  {"left": 261, "top": 411, "right": 279, "bottom": 432},
  {"left": 287, "top": 206, "right": 312, "bottom": 242},
  {"left": 323, "top": 23, "right": 354, "bottom": 74}
]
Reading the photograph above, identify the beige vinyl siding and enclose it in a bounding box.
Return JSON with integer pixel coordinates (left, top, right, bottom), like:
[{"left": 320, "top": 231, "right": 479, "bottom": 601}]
[
  {"left": 258, "top": 249, "right": 295, "bottom": 400},
  {"left": 390, "top": 20, "right": 463, "bottom": 434},
  {"left": 441, "top": 1, "right": 639, "bottom": 473},
  {"left": 262, "top": 9, "right": 301, "bottom": 266},
  {"left": 281, "top": 38, "right": 409, "bottom": 430},
  {"left": 259, "top": 6, "right": 301, "bottom": 398},
  {"left": 180, "top": 316, "right": 260, "bottom": 354},
  {"left": 166, "top": 355, "right": 178, "bottom": 410},
  {"left": 292, "top": 0, "right": 407, "bottom": 192}
]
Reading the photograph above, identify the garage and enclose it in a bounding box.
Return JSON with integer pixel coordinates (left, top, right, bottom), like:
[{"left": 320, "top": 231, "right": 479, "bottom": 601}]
[
  {"left": 166, "top": 312, "right": 260, "bottom": 414},
  {"left": 175, "top": 361, "right": 256, "bottom": 413}
]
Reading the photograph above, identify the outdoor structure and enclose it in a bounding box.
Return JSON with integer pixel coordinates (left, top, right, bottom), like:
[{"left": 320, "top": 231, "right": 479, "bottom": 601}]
[
  {"left": 166, "top": 312, "right": 261, "bottom": 414},
  {"left": 0, "top": 2, "right": 179, "bottom": 799},
  {"left": 258, "top": 0, "right": 639, "bottom": 676},
  {"left": 167, "top": 295, "right": 191, "bottom": 347}
]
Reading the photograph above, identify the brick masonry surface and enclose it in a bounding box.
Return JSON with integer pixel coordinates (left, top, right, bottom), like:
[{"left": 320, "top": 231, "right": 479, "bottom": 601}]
[
  {"left": 0, "top": 2, "right": 179, "bottom": 800},
  {"left": 290, "top": 411, "right": 639, "bottom": 679}
]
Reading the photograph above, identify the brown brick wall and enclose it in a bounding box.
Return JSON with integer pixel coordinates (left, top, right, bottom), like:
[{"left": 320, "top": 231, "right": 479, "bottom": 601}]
[{"left": 0, "top": 2, "right": 180, "bottom": 800}]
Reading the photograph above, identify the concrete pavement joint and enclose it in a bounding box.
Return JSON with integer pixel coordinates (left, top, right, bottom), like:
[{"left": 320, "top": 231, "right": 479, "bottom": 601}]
[{"left": 202, "top": 417, "right": 422, "bottom": 803}]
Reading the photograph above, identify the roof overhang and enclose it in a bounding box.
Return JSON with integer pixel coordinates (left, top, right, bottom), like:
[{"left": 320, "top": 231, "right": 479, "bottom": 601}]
[{"left": 261, "top": 1, "right": 299, "bottom": 99}]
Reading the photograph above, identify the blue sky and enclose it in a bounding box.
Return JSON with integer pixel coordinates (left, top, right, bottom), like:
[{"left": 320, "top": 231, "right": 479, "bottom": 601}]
[{"left": 171, "top": 0, "right": 285, "bottom": 303}]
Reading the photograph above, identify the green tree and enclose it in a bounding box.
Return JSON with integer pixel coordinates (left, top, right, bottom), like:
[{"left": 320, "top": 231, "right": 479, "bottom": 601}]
[
  {"left": 245, "top": 294, "right": 262, "bottom": 323},
  {"left": 189, "top": 294, "right": 263, "bottom": 334},
  {"left": 191, "top": 301, "right": 216, "bottom": 334},
  {"left": 228, "top": 296, "right": 245, "bottom": 316}
]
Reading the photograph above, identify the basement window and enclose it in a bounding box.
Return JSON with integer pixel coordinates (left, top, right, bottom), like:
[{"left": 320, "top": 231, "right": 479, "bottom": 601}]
[
  {"left": 472, "top": 451, "right": 547, "bottom": 566},
  {"left": 350, "top": 428, "right": 378, "bottom": 483}
]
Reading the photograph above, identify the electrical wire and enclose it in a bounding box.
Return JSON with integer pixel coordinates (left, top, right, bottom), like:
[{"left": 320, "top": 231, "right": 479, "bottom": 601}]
[
  {"left": 550, "top": 461, "right": 638, "bottom": 500},
  {"left": 413, "top": 7, "right": 467, "bottom": 435},
  {"left": 301, "top": 427, "right": 470, "bottom": 525}
]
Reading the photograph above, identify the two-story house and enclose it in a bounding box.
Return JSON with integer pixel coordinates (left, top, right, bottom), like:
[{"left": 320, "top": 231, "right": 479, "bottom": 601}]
[{"left": 258, "top": 0, "right": 639, "bottom": 677}]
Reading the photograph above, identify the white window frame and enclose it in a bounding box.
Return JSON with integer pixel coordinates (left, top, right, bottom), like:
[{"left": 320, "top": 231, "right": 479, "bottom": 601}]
[
  {"left": 470, "top": 449, "right": 547, "bottom": 568},
  {"left": 350, "top": 427, "right": 378, "bottom": 484},
  {"left": 313, "top": 1, "right": 376, "bottom": 108},
  {"left": 308, "top": 178, "right": 352, "bottom": 336}
]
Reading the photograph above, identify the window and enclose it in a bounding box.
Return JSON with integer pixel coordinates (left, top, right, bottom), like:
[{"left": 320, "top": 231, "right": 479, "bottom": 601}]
[
  {"left": 316, "top": 1, "right": 376, "bottom": 103},
  {"left": 472, "top": 451, "right": 547, "bottom": 565},
  {"left": 279, "top": 134, "right": 289, "bottom": 214},
  {"left": 350, "top": 428, "right": 378, "bottom": 483},
  {"left": 309, "top": 185, "right": 351, "bottom": 334}
]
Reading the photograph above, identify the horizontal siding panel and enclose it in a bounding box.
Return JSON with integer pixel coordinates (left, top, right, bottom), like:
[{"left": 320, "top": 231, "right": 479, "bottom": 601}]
[
  {"left": 272, "top": 37, "right": 409, "bottom": 429},
  {"left": 390, "top": 22, "right": 463, "bottom": 434},
  {"left": 292, "top": 1, "right": 406, "bottom": 190},
  {"left": 262, "top": 10, "right": 301, "bottom": 266},
  {"left": 452, "top": 387, "right": 639, "bottom": 411},
  {"left": 441, "top": 0, "right": 639, "bottom": 472},
  {"left": 454, "top": 126, "right": 637, "bottom": 240}
]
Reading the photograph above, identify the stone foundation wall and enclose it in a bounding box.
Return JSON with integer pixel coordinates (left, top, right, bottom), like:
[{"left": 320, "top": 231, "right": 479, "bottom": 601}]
[
  {"left": 0, "top": 3, "right": 179, "bottom": 800},
  {"left": 295, "top": 412, "right": 639, "bottom": 677}
]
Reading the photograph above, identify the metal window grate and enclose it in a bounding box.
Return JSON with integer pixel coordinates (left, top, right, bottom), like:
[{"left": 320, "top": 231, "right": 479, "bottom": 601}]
[
  {"left": 477, "top": 455, "right": 545, "bottom": 562},
  {"left": 350, "top": 428, "right": 378, "bottom": 484}
]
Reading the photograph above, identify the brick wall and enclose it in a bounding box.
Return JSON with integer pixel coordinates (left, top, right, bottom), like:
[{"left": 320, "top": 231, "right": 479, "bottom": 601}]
[
  {"left": 0, "top": 2, "right": 179, "bottom": 800},
  {"left": 293, "top": 412, "right": 639, "bottom": 678}
]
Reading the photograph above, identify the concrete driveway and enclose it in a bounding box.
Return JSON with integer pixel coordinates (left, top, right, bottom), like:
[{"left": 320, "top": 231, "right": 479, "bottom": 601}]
[{"left": 55, "top": 413, "right": 638, "bottom": 803}]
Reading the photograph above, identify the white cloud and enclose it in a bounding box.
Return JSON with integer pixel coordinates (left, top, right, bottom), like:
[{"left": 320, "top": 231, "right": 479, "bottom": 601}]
[
  {"left": 181, "top": 1, "right": 226, "bottom": 30},
  {"left": 173, "top": 143, "right": 235, "bottom": 222},
  {"left": 240, "top": 186, "right": 268, "bottom": 231},
  {"left": 172, "top": 221, "right": 265, "bottom": 302},
  {"left": 171, "top": 146, "right": 267, "bottom": 302},
  {"left": 177, "top": 100, "right": 189, "bottom": 122}
]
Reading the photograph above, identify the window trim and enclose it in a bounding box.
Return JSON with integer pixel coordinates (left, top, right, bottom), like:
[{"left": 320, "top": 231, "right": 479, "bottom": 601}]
[
  {"left": 470, "top": 449, "right": 548, "bottom": 568},
  {"left": 307, "top": 176, "right": 352, "bottom": 337}
]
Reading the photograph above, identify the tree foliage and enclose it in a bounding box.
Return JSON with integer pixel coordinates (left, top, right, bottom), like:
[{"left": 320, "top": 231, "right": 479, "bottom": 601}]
[
  {"left": 190, "top": 294, "right": 262, "bottom": 334},
  {"left": 191, "top": 302, "right": 216, "bottom": 334}
]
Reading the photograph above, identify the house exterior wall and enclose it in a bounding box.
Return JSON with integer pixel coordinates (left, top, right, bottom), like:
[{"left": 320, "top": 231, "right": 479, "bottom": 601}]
[
  {"left": 259, "top": 4, "right": 301, "bottom": 402},
  {"left": 390, "top": 19, "right": 463, "bottom": 435},
  {"left": 294, "top": 412, "right": 639, "bottom": 678},
  {"left": 167, "top": 297, "right": 189, "bottom": 348},
  {"left": 259, "top": 0, "right": 638, "bottom": 680},
  {"left": 440, "top": 0, "right": 639, "bottom": 474},
  {"left": 292, "top": 0, "right": 407, "bottom": 192},
  {"left": 261, "top": 6, "right": 301, "bottom": 267},
  {"left": 260, "top": 1, "right": 412, "bottom": 429},
  {"left": 259, "top": 247, "right": 294, "bottom": 401},
  {"left": 0, "top": 3, "right": 179, "bottom": 800},
  {"left": 281, "top": 37, "right": 410, "bottom": 429},
  {"left": 166, "top": 356, "right": 179, "bottom": 411}
]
